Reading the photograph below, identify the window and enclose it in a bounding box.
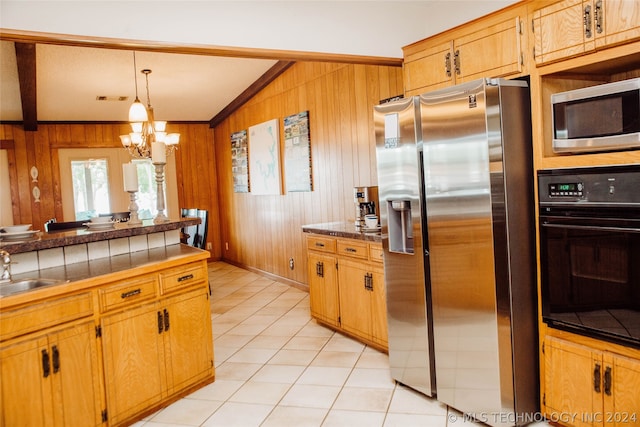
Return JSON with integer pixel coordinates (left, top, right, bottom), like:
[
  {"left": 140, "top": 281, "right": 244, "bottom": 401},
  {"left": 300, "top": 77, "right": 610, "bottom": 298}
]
[
  {"left": 70, "top": 159, "right": 111, "bottom": 220},
  {"left": 58, "top": 148, "right": 179, "bottom": 222}
]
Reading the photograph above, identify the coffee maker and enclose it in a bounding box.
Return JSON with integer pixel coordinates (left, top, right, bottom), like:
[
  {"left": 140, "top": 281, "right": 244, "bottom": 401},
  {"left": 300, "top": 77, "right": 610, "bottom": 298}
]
[{"left": 354, "top": 186, "right": 379, "bottom": 230}]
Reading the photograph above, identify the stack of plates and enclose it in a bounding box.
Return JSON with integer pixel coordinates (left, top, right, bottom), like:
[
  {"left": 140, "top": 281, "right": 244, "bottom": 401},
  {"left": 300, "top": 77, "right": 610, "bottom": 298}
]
[{"left": 0, "top": 224, "right": 39, "bottom": 241}]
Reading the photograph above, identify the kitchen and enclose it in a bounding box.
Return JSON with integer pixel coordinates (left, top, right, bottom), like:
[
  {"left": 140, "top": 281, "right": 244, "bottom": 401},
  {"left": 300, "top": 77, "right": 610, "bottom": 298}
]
[{"left": 2, "top": 0, "right": 640, "bottom": 426}]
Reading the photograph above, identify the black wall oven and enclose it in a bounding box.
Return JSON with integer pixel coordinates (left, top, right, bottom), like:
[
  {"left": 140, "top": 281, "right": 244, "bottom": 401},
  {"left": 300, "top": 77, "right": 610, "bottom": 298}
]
[{"left": 538, "top": 165, "right": 640, "bottom": 349}]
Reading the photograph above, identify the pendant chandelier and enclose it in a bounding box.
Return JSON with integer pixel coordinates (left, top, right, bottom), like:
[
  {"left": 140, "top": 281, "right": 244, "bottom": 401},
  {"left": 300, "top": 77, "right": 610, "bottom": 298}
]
[{"left": 119, "top": 52, "right": 179, "bottom": 159}]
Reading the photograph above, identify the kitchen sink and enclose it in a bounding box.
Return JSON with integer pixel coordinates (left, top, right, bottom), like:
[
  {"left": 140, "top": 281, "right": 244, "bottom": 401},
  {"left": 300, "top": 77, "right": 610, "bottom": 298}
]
[{"left": 0, "top": 278, "right": 67, "bottom": 297}]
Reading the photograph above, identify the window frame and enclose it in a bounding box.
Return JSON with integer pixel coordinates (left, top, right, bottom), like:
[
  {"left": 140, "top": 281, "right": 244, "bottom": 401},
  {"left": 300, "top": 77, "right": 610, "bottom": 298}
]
[{"left": 58, "top": 148, "right": 179, "bottom": 221}]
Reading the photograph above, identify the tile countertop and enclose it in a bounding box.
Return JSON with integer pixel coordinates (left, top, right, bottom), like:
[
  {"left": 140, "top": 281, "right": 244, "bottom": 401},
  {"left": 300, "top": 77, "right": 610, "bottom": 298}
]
[
  {"left": 0, "top": 218, "right": 200, "bottom": 254},
  {"left": 302, "top": 221, "right": 382, "bottom": 243}
]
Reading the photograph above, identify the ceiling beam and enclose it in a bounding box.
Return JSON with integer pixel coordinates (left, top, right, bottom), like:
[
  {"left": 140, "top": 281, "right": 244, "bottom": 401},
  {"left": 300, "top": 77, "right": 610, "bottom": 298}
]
[
  {"left": 15, "top": 42, "right": 38, "bottom": 131},
  {"left": 209, "top": 60, "right": 295, "bottom": 128},
  {"left": 1, "top": 30, "right": 403, "bottom": 66}
]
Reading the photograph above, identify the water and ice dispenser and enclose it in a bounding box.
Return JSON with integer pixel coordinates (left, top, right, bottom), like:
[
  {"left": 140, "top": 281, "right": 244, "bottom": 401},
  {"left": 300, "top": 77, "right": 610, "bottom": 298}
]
[{"left": 387, "top": 200, "right": 413, "bottom": 254}]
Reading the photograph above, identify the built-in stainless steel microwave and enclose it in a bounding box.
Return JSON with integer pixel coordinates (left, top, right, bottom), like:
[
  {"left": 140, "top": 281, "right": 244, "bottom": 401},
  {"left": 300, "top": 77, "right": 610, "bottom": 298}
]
[{"left": 552, "top": 77, "right": 640, "bottom": 154}]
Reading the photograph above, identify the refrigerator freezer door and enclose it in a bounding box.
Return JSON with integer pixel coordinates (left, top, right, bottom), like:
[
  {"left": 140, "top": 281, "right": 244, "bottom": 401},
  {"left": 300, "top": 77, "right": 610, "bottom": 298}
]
[
  {"left": 420, "top": 78, "right": 538, "bottom": 427},
  {"left": 374, "top": 97, "right": 435, "bottom": 397}
]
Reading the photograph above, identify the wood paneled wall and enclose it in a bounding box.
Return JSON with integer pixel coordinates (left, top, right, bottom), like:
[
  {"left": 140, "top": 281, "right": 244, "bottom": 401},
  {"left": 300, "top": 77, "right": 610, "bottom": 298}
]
[
  {"left": 0, "top": 122, "right": 221, "bottom": 257},
  {"left": 214, "top": 62, "right": 403, "bottom": 285}
]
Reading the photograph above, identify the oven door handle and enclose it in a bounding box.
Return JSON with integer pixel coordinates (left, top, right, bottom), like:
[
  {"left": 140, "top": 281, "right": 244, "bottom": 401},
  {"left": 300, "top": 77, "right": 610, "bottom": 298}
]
[{"left": 542, "top": 223, "right": 640, "bottom": 233}]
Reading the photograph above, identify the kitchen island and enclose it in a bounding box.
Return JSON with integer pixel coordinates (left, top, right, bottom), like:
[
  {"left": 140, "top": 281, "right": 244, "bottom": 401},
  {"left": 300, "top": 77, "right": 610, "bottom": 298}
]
[{"left": 0, "top": 218, "right": 215, "bottom": 427}]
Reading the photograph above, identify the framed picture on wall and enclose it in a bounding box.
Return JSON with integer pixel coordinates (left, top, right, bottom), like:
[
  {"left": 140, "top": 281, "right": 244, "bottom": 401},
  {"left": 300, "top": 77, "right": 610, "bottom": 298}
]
[
  {"left": 231, "top": 130, "right": 249, "bottom": 193},
  {"left": 284, "top": 111, "right": 312, "bottom": 192},
  {"left": 248, "top": 119, "right": 281, "bottom": 195}
]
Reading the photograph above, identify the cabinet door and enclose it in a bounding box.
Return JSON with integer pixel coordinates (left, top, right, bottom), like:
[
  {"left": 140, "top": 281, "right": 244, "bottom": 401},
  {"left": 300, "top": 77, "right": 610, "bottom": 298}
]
[
  {"left": 604, "top": 353, "right": 640, "bottom": 427},
  {"left": 404, "top": 40, "right": 454, "bottom": 96},
  {"left": 595, "top": 0, "right": 640, "bottom": 49},
  {"left": 454, "top": 15, "right": 523, "bottom": 82},
  {"left": 544, "top": 336, "right": 604, "bottom": 427},
  {"left": 50, "top": 322, "right": 102, "bottom": 427},
  {"left": 369, "top": 267, "right": 388, "bottom": 348},
  {"left": 533, "top": 0, "right": 594, "bottom": 65},
  {"left": 308, "top": 252, "right": 340, "bottom": 327},
  {"left": 163, "top": 288, "right": 214, "bottom": 394},
  {"left": 0, "top": 336, "right": 52, "bottom": 427},
  {"left": 101, "top": 302, "right": 166, "bottom": 425},
  {"left": 337, "top": 260, "right": 372, "bottom": 341}
]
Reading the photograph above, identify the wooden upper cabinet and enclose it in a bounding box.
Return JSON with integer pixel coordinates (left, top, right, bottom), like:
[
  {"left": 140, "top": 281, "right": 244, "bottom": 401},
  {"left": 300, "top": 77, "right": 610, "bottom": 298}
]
[
  {"left": 404, "top": 40, "right": 455, "bottom": 96},
  {"left": 454, "top": 14, "right": 525, "bottom": 83},
  {"left": 532, "top": 0, "right": 590, "bottom": 64},
  {"left": 403, "top": 3, "right": 527, "bottom": 97},
  {"left": 532, "top": 0, "right": 640, "bottom": 65},
  {"left": 594, "top": 0, "right": 640, "bottom": 49}
]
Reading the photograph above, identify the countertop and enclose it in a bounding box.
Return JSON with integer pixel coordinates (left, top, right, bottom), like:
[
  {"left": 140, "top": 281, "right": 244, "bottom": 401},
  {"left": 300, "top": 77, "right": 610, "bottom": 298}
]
[
  {"left": 302, "top": 221, "right": 382, "bottom": 242},
  {"left": 0, "top": 244, "right": 209, "bottom": 308},
  {"left": 0, "top": 218, "right": 200, "bottom": 254}
]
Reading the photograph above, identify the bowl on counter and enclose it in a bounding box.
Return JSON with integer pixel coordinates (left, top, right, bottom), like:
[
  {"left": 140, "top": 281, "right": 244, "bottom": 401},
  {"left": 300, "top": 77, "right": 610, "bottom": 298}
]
[{"left": 1, "top": 224, "right": 32, "bottom": 233}]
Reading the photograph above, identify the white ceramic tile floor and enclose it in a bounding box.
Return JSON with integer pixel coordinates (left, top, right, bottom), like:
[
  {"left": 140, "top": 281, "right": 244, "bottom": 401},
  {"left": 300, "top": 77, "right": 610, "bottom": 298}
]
[{"left": 133, "top": 261, "right": 550, "bottom": 427}]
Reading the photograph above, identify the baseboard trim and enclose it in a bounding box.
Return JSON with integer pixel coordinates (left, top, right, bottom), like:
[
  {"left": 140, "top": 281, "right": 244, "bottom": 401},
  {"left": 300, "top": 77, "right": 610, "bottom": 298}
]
[{"left": 217, "top": 258, "right": 309, "bottom": 293}]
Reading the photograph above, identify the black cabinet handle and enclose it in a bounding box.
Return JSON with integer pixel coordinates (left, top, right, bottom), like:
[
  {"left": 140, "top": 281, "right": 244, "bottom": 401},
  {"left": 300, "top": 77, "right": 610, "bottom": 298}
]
[
  {"left": 157, "top": 311, "right": 164, "bottom": 334},
  {"left": 164, "top": 309, "right": 170, "bottom": 331},
  {"left": 345, "top": 247, "right": 357, "bottom": 253},
  {"left": 121, "top": 288, "right": 141, "bottom": 299},
  {"left": 316, "top": 261, "right": 324, "bottom": 278},
  {"left": 604, "top": 366, "right": 612, "bottom": 396},
  {"left": 52, "top": 345, "right": 60, "bottom": 374},
  {"left": 42, "top": 349, "right": 50, "bottom": 378},
  {"left": 315, "top": 242, "right": 325, "bottom": 248},
  {"left": 178, "top": 274, "right": 194, "bottom": 282},
  {"left": 594, "top": 362, "right": 601, "bottom": 393}
]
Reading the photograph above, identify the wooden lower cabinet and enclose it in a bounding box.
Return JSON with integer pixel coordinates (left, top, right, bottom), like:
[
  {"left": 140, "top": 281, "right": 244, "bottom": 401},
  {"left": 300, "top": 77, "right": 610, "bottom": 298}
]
[
  {"left": 101, "top": 301, "right": 167, "bottom": 425},
  {"left": 308, "top": 252, "right": 339, "bottom": 328},
  {"left": 0, "top": 254, "right": 214, "bottom": 427},
  {"left": 102, "top": 287, "right": 213, "bottom": 425},
  {"left": 162, "top": 288, "right": 214, "bottom": 395},
  {"left": 337, "top": 258, "right": 387, "bottom": 348},
  {"left": 544, "top": 335, "right": 640, "bottom": 427},
  {"left": 0, "top": 321, "right": 102, "bottom": 427},
  {"left": 306, "top": 234, "right": 387, "bottom": 350}
]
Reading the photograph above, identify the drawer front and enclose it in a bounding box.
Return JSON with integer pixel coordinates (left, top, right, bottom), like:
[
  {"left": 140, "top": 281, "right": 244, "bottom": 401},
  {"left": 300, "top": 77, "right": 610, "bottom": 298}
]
[
  {"left": 307, "top": 236, "right": 337, "bottom": 254},
  {"left": 0, "top": 292, "right": 93, "bottom": 341},
  {"left": 99, "top": 275, "right": 158, "bottom": 313},
  {"left": 159, "top": 262, "right": 207, "bottom": 294},
  {"left": 369, "top": 244, "right": 384, "bottom": 263},
  {"left": 337, "top": 240, "right": 368, "bottom": 260}
]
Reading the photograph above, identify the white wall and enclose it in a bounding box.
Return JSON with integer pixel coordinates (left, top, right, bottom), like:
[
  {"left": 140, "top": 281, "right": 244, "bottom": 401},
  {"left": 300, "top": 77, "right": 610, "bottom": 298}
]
[{"left": 1, "top": 1, "right": 517, "bottom": 58}]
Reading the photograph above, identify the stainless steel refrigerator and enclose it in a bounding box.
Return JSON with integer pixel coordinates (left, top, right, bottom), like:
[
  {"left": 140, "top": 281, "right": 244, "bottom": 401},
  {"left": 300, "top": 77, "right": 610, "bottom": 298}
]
[
  {"left": 374, "top": 78, "right": 538, "bottom": 426},
  {"left": 374, "top": 96, "right": 435, "bottom": 397},
  {"left": 421, "top": 78, "right": 538, "bottom": 426}
]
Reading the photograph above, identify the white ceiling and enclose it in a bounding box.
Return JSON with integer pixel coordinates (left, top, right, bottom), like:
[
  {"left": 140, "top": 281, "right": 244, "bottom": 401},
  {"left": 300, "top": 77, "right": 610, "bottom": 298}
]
[
  {"left": 1, "top": 42, "right": 278, "bottom": 122},
  {"left": 0, "top": 1, "right": 517, "bottom": 124}
]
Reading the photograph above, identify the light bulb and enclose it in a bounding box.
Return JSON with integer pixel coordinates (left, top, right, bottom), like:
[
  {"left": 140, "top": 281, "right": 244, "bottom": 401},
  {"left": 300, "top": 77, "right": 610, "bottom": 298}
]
[{"left": 128, "top": 99, "right": 148, "bottom": 122}]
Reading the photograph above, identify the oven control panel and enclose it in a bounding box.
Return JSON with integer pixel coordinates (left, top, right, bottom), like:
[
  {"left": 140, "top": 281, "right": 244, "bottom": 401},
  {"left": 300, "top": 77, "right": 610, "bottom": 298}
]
[
  {"left": 548, "top": 182, "right": 584, "bottom": 197},
  {"left": 538, "top": 165, "right": 640, "bottom": 205}
]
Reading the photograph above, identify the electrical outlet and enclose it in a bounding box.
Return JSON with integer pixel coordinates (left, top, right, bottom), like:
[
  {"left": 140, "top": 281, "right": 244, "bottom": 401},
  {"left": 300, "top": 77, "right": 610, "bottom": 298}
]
[
  {"left": 225, "top": 242, "right": 229, "bottom": 250},
  {"left": 206, "top": 242, "right": 212, "bottom": 250},
  {"left": 289, "top": 258, "right": 294, "bottom": 270}
]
